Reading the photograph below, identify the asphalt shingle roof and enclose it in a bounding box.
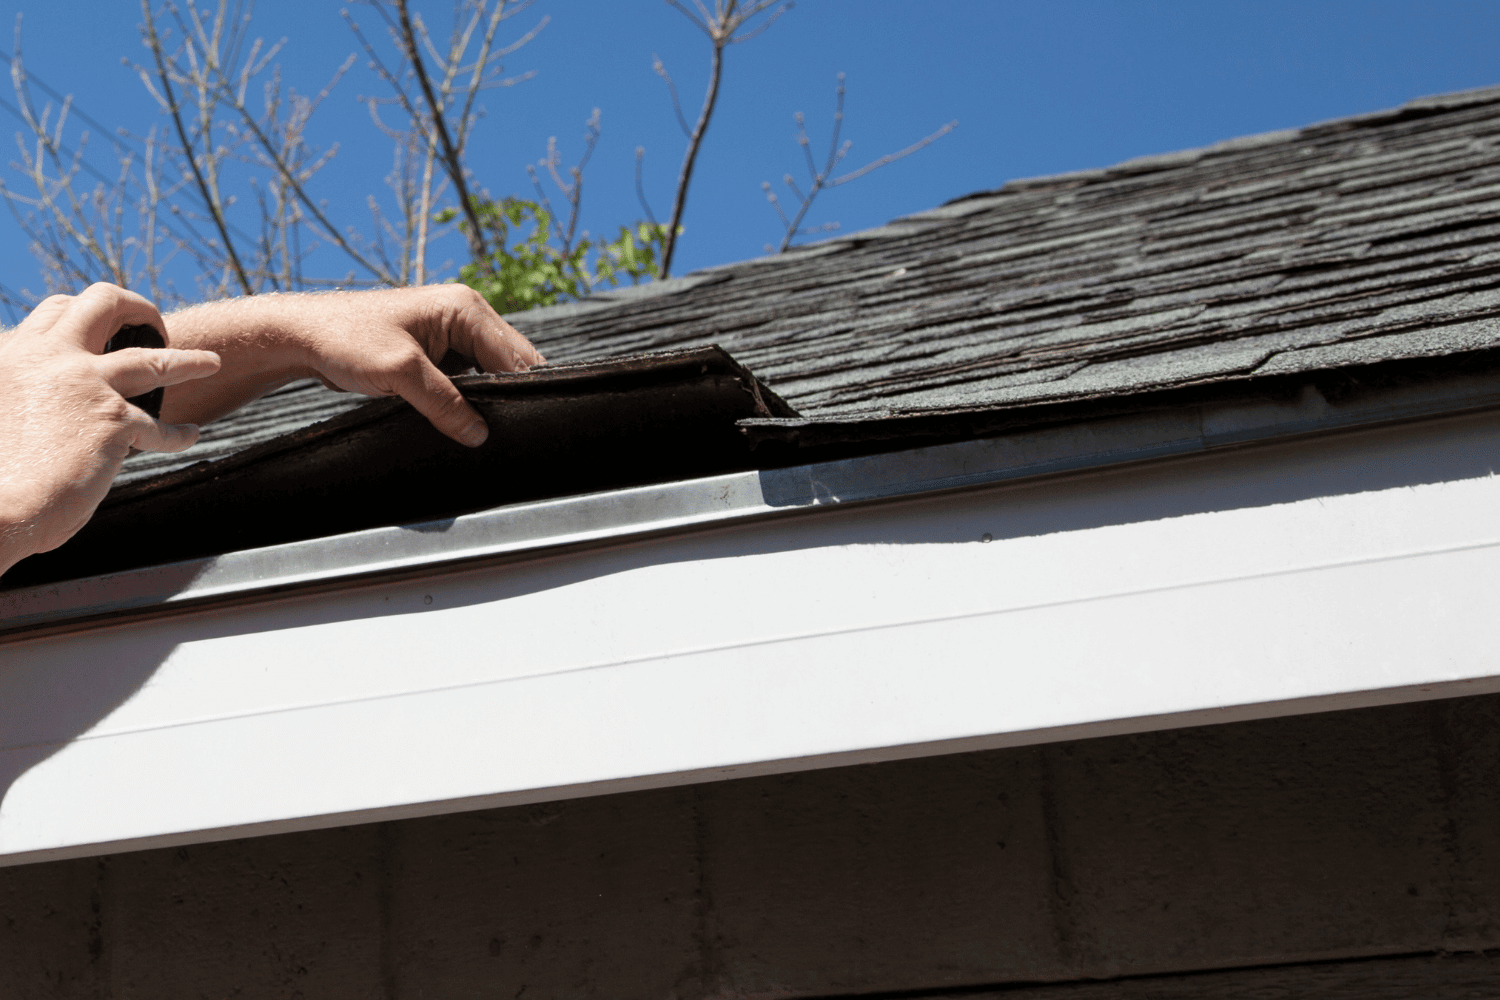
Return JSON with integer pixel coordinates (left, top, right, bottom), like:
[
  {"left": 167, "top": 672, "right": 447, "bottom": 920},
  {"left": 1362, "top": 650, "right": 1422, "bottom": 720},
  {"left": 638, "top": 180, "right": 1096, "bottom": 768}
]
[{"left": 121, "top": 82, "right": 1500, "bottom": 482}]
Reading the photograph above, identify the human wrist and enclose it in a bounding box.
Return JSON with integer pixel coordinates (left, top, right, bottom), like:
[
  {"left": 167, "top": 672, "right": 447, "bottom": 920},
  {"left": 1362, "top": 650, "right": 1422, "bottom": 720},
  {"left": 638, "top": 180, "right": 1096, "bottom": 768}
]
[
  {"left": 0, "top": 493, "right": 44, "bottom": 579},
  {"left": 168, "top": 296, "right": 313, "bottom": 378},
  {"left": 160, "top": 295, "right": 323, "bottom": 425}
]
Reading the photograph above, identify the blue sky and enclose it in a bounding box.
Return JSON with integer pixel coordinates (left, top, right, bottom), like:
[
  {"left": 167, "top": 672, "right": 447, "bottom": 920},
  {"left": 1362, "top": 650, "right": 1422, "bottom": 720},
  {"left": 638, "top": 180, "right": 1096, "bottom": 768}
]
[{"left": 1, "top": 1, "right": 1499, "bottom": 311}]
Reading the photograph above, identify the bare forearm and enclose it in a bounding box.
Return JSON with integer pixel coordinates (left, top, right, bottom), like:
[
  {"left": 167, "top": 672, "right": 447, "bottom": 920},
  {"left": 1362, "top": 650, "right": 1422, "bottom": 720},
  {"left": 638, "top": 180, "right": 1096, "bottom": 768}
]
[{"left": 159, "top": 295, "right": 319, "bottom": 427}]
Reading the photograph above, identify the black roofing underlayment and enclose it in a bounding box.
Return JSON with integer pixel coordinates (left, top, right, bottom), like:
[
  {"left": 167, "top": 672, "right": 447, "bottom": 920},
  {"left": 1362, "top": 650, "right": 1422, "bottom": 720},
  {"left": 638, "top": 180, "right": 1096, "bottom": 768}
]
[
  {"left": 9, "top": 348, "right": 788, "bottom": 587},
  {"left": 19, "top": 83, "right": 1500, "bottom": 581}
]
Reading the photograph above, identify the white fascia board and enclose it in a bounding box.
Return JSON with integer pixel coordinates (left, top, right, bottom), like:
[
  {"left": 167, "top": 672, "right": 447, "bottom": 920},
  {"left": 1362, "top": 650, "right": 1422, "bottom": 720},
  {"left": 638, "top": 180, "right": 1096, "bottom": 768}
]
[{"left": 3, "top": 404, "right": 1500, "bottom": 865}]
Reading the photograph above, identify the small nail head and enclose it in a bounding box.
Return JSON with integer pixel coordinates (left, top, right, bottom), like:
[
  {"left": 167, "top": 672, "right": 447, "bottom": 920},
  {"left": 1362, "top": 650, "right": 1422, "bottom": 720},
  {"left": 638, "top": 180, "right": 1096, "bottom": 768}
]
[
  {"left": 423, "top": 595, "right": 433, "bottom": 605},
  {"left": 980, "top": 533, "right": 993, "bottom": 543}
]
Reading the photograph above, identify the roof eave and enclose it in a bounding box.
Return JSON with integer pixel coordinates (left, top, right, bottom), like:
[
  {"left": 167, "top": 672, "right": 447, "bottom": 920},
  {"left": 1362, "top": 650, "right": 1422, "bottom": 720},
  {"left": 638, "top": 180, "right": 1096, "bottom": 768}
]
[{"left": 8, "top": 351, "right": 1500, "bottom": 639}]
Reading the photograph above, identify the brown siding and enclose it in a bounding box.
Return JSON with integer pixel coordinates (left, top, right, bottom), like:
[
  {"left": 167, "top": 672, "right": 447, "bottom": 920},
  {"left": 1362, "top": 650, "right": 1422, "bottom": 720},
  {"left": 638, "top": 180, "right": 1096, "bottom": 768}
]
[{"left": 4, "top": 695, "right": 1499, "bottom": 998}]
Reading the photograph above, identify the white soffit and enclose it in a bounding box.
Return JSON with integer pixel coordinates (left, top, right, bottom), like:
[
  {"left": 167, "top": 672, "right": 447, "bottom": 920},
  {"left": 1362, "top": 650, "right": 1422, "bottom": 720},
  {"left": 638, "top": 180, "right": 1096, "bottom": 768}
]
[{"left": 3, "top": 404, "right": 1500, "bottom": 865}]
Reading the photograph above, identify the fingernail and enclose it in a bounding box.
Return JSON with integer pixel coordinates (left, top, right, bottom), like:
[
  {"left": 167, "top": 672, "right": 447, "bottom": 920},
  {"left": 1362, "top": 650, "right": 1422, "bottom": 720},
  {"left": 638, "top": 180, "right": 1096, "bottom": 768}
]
[{"left": 460, "top": 420, "right": 489, "bottom": 448}]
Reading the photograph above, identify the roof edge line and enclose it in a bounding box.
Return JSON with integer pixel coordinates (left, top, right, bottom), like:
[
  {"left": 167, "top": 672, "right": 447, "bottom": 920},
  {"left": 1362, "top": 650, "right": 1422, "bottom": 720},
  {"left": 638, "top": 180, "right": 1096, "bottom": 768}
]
[
  {"left": 8, "top": 362, "right": 1500, "bottom": 638},
  {"left": 941, "top": 81, "right": 1500, "bottom": 207}
]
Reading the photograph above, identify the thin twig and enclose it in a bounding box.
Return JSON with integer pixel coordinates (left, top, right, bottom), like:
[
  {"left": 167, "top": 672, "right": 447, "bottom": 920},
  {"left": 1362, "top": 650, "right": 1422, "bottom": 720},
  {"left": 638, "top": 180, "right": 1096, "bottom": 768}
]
[
  {"left": 829, "top": 119, "right": 957, "bottom": 187},
  {"left": 657, "top": 0, "right": 791, "bottom": 278},
  {"left": 395, "top": 0, "right": 486, "bottom": 264},
  {"left": 140, "top": 0, "right": 253, "bottom": 294},
  {"left": 348, "top": 0, "right": 533, "bottom": 285},
  {"left": 658, "top": 35, "right": 716, "bottom": 279},
  {"left": 764, "top": 72, "right": 956, "bottom": 252},
  {"left": 537, "top": 109, "right": 598, "bottom": 252},
  {"left": 635, "top": 146, "right": 658, "bottom": 228},
  {"left": 217, "top": 55, "right": 395, "bottom": 283},
  {"left": 652, "top": 54, "right": 691, "bottom": 137},
  {"left": 455, "top": 2, "right": 530, "bottom": 152},
  {"left": 6, "top": 19, "right": 196, "bottom": 298}
]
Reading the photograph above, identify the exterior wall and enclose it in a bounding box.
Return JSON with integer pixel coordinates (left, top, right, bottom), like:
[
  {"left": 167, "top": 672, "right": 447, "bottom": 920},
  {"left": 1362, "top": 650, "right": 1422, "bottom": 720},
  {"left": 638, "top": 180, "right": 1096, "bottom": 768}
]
[{"left": 4, "top": 694, "right": 1500, "bottom": 999}]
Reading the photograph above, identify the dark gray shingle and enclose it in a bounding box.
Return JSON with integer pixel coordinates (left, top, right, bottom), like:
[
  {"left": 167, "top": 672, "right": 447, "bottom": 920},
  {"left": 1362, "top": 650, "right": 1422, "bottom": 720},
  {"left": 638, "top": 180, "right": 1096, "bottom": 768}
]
[{"left": 121, "top": 82, "right": 1500, "bottom": 481}]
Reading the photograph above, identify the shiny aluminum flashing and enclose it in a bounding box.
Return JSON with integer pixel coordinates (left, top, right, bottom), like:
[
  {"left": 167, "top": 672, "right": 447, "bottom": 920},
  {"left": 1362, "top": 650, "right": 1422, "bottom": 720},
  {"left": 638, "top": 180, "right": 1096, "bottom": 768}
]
[{"left": 5, "top": 366, "right": 1500, "bottom": 637}]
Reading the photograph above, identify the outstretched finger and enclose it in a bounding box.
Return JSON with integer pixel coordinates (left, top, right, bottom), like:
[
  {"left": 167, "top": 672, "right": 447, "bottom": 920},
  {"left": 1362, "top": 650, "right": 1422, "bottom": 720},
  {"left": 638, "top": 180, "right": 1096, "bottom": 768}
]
[
  {"left": 51, "top": 283, "right": 167, "bottom": 354},
  {"left": 123, "top": 406, "right": 202, "bottom": 454},
  {"left": 96, "top": 347, "right": 222, "bottom": 399},
  {"left": 387, "top": 352, "right": 490, "bottom": 447}
]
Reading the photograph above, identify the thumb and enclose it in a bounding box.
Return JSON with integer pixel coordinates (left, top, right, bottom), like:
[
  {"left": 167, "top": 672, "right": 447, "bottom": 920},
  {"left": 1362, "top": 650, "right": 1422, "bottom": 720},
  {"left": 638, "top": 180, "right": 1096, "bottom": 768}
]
[{"left": 122, "top": 405, "right": 202, "bottom": 455}]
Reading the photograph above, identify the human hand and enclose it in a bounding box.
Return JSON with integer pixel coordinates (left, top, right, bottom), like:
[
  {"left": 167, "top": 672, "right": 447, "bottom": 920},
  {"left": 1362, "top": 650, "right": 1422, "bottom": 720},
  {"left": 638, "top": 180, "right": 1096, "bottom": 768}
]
[
  {"left": 0, "top": 283, "right": 221, "bottom": 575},
  {"left": 161, "top": 285, "right": 545, "bottom": 447}
]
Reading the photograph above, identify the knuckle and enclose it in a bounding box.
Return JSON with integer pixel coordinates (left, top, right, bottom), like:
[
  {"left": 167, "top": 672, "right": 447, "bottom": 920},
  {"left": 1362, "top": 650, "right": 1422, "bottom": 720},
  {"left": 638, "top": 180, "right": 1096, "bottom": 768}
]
[
  {"left": 440, "top": 283, "right": 490, "bottom": 317},
  {"left": 84, "top": 282, "right": 155, "bottom": 324},
  {"left": 436, "top": 387, "right": 470, "bottom": 415},
  {"left": 97, "top": 393, "right": 134, "bottom": 425},
  {"left": 376, "top": 346, "right": 428, "bottom": 381},
  {"left": 436, "top": 282, "right": 478, "bottom": 305},
  {"left": 83, "top": 281, "right": 126, "bottom": 301}
]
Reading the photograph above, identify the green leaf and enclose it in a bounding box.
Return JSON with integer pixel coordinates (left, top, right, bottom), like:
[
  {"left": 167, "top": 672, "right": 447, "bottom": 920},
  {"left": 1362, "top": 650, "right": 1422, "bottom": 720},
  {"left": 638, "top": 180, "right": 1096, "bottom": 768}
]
[{"left": 442, "top": 195, "right": 666, "bottom": 312}]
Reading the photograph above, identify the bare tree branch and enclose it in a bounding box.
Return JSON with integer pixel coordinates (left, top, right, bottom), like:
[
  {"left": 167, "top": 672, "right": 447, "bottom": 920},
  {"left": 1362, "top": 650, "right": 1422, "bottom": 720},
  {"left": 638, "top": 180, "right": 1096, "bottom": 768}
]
[
  {"left": 214, "top": 50, "right": 394, "bottom": 284},
  {"left": 635, "top": 145, "right": 658, "bottom": 227},
  {"left": 658, "top": 36, "right": 717, "bottom": 279},
  {"left": 349, "top": 0, "right": 541, "bottom": 283},
  {"left": 652, "top": 54, "right": 691, "bottom": 138},
  {"left": 829, "top": 119, "right": 957, "bottom": 187},
  {"left": 725, "top": 1, "right": 792, "bottom": 43},
  {"left": 760, "top": 180, "right": 789, "bottom": 228},
  {"left": 1, "top": 15, "right": 209, "bottom": 303},
  {"left": 657, "top": 0, "right": 790, "bottom": 278},
  {"left": 140, "top": 0, "right": 253, "bottom": 294},
  {"left": 664, "top": 0, "right": 712, "bottom": 36},
  {"left": 394, "top": 0, "right": 486, "bottom": 264},
  {"left": 0, "top": 0, "right": 584, "bottom": 307},
  {"left": 763, "top": 73, "right": 956, "bottom": 253}
]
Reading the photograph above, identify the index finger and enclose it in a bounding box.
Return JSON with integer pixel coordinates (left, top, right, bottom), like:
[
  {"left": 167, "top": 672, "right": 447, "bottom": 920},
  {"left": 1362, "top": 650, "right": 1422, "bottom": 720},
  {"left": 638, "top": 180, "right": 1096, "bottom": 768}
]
[
  {"left": 49, "top": 283, "right": 166, "bottom": 354},
  {"left": 445, "top": 291, "right": 546, "bottom": 373},
  {"left": 96, "top": 347, "right": 222, "bottom": 399},
  {"left": 386, "top": 351, "right": 491, "bottom": 448}
]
